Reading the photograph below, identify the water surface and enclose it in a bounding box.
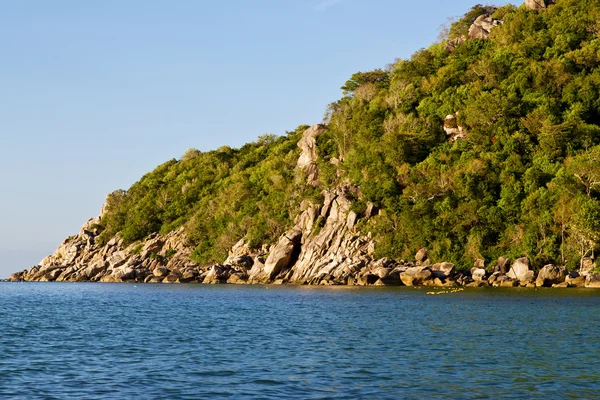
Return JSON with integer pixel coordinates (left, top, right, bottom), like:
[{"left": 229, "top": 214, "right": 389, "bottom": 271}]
[{"left": 1, "top": 283, "right": 599, "bottom": 399}]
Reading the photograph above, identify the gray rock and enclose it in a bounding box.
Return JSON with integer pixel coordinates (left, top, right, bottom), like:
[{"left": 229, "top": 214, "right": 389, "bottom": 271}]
[
  {"left": 163, "top": 274, "right": 180, "bottom": 284},
  {"left": 507, "top": 257, "right": 531, "bottom": 282},
  {"left": 471, "top": 268, "right": 487, "bottom": 282},
  {"left": 495, "top": 257, "right": 510, "bottom": 274},
  {"left": 263, "top": 228, "right": 302, "bottom": 280},
  {"left": 357, "top": 274, "right": 379, "bottom": 286},
  {"left": 535, "top": 265, "right": 567, "bottom": 287},
  {"left": 525, "top": 0, "right": 555, "bottom": 10},
  {"left": 586, "top": 273, "right": 600, "bottom": 288},
  {"left": 8, "top": 271, "right": 26, "bottom": 282},
  {"left": 365, "top": 202, "right": 378, "bottom": 219},
  {"left": 153, "top": 267, "right": 170, "bottom": 278},
  {"left": 468, "top": 14, "right": 502, "bottom": 40},
  {"left": 203, "top": 265, "right": 230, "bottom": 284},
  {"left": 296, "top": 124, "right": 326, "bottom": 187},
  {"left": 140, "top": 236, "right": 164, "bottom": 258},
  {"left": 415, "top": 248, "right": 428, "bottom": 263},
  {"left": 566, "top": 274, "right": 586, "bottom": 287},
  {"left": 431, "top": 262, "right": 455, "bottom": 279},
  {"left": 229, "top": 239, "right": 251, "bottom": 257},
  {"left": 224, "top": 255, "right": 254, "bottom": 270},
  {"left": 498, "top": 276, "right": 519, "bottom": 287},
  {"left": 400, "top": 266, "right": 433, "bottom": 286},
  {"left": 580, "top": 257, "right": 595, "bottom": 277},
  {"left": 227, "top": 272, "right": 249, "bottom": 284},
  {"left": 180, "top": 270, "right": 198, "bottom": 283}
]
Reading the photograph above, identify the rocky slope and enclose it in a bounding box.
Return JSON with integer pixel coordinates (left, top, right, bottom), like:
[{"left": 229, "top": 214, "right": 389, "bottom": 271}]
[
  {"left": 10, "top": 123, "right": 600, "bottom": 288},
  {"left": 10, "top": 1, "right": 600, "bottom": 288}
]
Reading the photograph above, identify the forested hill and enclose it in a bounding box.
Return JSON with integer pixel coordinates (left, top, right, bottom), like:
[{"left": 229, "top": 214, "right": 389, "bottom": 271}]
[{"left": 66, "top": 0, "right": 600, "bottom": 272}]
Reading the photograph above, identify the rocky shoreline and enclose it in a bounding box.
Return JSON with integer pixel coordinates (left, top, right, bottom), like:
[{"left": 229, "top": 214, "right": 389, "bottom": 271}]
[
  {"left": 8, "top": 186, "right": 600, "bottom": 289},
  {"left": 8, "top": 123, "right": 600, "bottom": 288}
]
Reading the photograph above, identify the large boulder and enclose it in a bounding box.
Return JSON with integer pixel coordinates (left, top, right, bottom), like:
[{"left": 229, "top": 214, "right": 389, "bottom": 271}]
[
  {"left": 471, "top": 268, "right": 487, "bottom": 282},
  {"left": 203, "top": 265, "right": 231, "bottom": 284},
  {"left": 224, "top": 255, "right": 254, "bottom": 271},
  {"left": 357, "top": 274, "right": 380, "bottom": 286},
  {"left": 586, "top": 273, "right": 600, "bottom": 288},
  {"left": 227, "top": 272, "right": 249, "bottom": 284},
  {"left": 179, "top": 270, "right": 198, "bottom": 283},
  {"left": 507, "top": 257, "right": 532, "bottom": 282},
  {"left": 229, "top": 239, "right": 252, "bottom": 257},
  {"left": 468, "top": 15, "right": 503, "bottom": 40},
  {"left": 431, "top": 262, "right": 455, "bottom": 279},
  {"left": 372, "top": 267, "right": 402, "bottom": 286},
  {"left": 263, "top": 229, "right": 303, "bottom": 280},
  {"left": 495, "top": 257, "right": 510, "bottom": 274},
  {"left": 499, "top": 277, "right": 519, "bottom": 287},
  {"left": 519, "top": 271, "right": 536, "bottom": 286},
  {"left": 8, "top": 270, "right": 26, "bottom": 282},
  {"left": 566, "top": 272, "right": 586, "bottom": 288},
  {"left": 400, "top": 266, "right": 433, "bottom": 286},
  {"left": 296, "top": 124, "right": 326, "bottom": 186},
  {"left": 535, "top": 265, "right": 567, "bottom": 287},
  {"left": 415, "top": 248, "right": 428, "bottom": 263},
  {"left": 80, "top": 262, "right": 107, "bottom": 280},
  {"left": 579, "top": 257, "right": 595, "bottom": 277},
  {"left": 525, "top": 0, "right": 555, "bottom": 10},
  {"left": 140, "top": 235, "right": 164, "bottom": 258},
  {"left": 153, "top": 266, "right": 170, "bottom": 278}
]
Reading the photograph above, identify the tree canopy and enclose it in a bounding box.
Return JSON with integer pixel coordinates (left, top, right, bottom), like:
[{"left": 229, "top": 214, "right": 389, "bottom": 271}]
[{"left": 97, "top": 0, "right": 600, "bottom": 271}]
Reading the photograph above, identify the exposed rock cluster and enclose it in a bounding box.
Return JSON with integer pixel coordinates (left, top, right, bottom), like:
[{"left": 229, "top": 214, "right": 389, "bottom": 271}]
[
  {"left": 445, "top": 10, "right": 502, "bottom": 52},
  {"left": 443, "top": 114, "right": 467, "bottom": 142},
  {"left": 468, "top": 15, "right": 503, "bottom": 40},
  {"left": 446, "top": 0, "right": 555, "bottom": 53},
  {"left": 525, "top": 0, "right": 556, "bottom": 10},
  {"left": 9, "top": 123, "right": 600, "bottom": 289},
  {"left": 296, "top": 124, "right": 326, "bottom": 187}
]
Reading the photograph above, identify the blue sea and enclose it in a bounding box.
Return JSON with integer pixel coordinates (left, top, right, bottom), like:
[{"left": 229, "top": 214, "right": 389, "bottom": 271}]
[{"left": 1, "top": 283, "right": 599, "bottom": 399}]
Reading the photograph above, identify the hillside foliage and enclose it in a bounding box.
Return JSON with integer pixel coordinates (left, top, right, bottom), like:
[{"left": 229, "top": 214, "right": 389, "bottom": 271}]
[{"left": 98, "top": 0, "right": 600, "bottom": 270}]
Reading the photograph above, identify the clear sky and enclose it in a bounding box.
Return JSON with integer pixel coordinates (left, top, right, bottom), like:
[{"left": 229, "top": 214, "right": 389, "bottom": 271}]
[{"left": 0, "top": 0, "right": 516, "bottom": 278}]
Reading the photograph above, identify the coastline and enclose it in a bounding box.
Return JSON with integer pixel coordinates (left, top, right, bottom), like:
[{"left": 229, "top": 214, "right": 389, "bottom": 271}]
[{"left": 9, "top": 128, "right": 600, "bottom": 289}]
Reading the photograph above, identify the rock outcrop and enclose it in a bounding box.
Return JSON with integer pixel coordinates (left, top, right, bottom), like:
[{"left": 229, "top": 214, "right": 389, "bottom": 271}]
[
  {"left": 296, "top": 124, "right": 326, "bottom": 187},
  {"left": 261, "top": 228, "right": 302, "bottom": 281},
  {"left": 446, "top": 10, "right": 503, "bottom": 52},
  {"left": 525, "top": 0, "right": 555, "bottom": 10},
  {"left": 444, "top": 114, "right": 467, "bottom": 142},
  {"left": 507, "top": 257, "right": 532, "bottom": 282},
  {"left": 445, "top": 36, "right": 466, "bottom": 52},
  {"left": 400, "top": 266, "right": 434, "bottom": 287},
  {"left": 586, "top": 273, "right": 600, "bottom": 288},
  {"left": 535, "top": 265, "right": 567, "bottom": 287},
  {"left": 468, "top": 15, "right": 503, "bottom": 40}
]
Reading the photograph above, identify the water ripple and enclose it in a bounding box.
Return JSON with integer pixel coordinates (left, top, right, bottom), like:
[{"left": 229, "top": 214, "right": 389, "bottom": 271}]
[{"left": 1, "top": 283, "right": 599, "bottom": 399}]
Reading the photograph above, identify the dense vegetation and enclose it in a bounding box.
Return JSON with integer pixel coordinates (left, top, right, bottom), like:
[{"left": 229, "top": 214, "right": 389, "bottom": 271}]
[
  {"left": 98, "top": 130, "right": 318, "bottom": 263},
  {"left": 98, "top": 0, "right": 600, "bottom": 271}
]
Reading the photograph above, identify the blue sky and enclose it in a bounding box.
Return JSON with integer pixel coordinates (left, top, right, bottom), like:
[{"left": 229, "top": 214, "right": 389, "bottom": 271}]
[{"left": 0, "top": 0, "right": 516, "bottom": 278}]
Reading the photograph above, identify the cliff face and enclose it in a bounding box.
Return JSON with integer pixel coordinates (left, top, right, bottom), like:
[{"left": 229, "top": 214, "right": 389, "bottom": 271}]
[
  {"left": 8, "top": 125, "right": 386, "bottom": 286},
  {"left": 8, "top": 158, "right": 385, "bottom": 285}
]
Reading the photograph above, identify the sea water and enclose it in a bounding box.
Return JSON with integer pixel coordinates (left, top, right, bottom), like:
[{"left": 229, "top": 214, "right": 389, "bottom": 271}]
[{"left": 1, "top": 283, "right": 599, "bottom": 399}]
